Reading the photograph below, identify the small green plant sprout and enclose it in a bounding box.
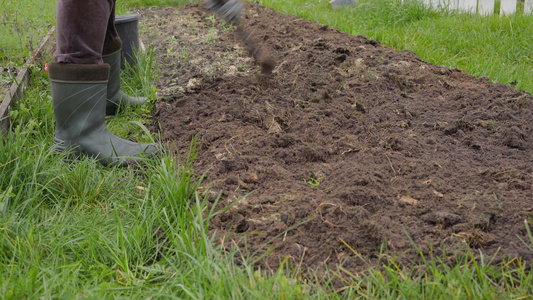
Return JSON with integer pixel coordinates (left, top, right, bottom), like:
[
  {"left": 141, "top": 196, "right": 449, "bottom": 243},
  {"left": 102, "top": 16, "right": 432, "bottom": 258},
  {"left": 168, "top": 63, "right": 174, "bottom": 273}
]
[
  {"left": 305, "top": 177, "right": 320, "bottom": 188},
  {"left": 180, "top": 47, "right": 188, "bottom": 64},
  {"left": 238, "top": 64, "right": 248, "bottom": 72},
  {"left": 205, "top": 15, "right": 216, "bottom": 26},
  {"left": 221, "top": 20, "right": 234, "bottom": 32},
  {"left": 206, "top": 27, "right": 219, "bottom": 43},
  {"left": 167, "top": 35, "right": 178, "bottom": 44}
]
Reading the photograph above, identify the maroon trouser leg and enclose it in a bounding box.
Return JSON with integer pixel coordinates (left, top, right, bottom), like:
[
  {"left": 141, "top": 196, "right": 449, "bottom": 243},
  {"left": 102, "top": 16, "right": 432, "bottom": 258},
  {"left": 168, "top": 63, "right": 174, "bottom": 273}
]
[{"left": 54, "top": 0, "right": 120, "bottom": 64}]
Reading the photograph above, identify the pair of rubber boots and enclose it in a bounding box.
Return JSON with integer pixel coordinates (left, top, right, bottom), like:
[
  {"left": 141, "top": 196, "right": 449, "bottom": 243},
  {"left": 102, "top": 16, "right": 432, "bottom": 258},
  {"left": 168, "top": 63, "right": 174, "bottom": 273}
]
[{"left": 49, "top": 48, "right": 158, "bottom": 166}]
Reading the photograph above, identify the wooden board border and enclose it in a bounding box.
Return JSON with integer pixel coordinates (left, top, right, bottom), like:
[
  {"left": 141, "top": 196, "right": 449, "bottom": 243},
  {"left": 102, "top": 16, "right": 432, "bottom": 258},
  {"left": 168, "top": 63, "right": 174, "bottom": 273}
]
[{"left": 1, "top": 26, "right": 55, "bottom": 135}]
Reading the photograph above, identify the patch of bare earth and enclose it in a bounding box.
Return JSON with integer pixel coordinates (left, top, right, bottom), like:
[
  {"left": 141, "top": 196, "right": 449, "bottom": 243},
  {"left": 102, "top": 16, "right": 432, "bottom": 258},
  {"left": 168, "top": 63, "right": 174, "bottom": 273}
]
[{"left": 140, "top": 2, "right": 533, "bottom": 277}]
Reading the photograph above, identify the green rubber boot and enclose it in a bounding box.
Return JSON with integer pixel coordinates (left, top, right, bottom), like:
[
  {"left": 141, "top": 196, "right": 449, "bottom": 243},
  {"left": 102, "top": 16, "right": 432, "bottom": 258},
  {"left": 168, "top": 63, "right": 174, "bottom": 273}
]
[
  {"left": 103, "top": 42, "right": 148, "bottom": 115},
  {"left": 49, "top": 62, "right": 158, "bottom": 166}
]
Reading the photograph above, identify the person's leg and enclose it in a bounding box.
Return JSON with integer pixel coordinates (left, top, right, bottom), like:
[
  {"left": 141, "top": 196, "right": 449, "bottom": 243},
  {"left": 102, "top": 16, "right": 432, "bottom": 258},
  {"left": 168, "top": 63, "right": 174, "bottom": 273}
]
[
  {"left": 54, "top": 0, "right": 114, "bottom": 64},
  {"left": 104, "top": 0, "right": 120, "bottom": 50},
  {"left": 50, "top": 0, "right": 158, "bottom": 166},
  {"left": 103, "top": 0, "right": 149, "bottom": 115},
  {"left": 49, "top": 63, "right": 158, "bottom": 166}
]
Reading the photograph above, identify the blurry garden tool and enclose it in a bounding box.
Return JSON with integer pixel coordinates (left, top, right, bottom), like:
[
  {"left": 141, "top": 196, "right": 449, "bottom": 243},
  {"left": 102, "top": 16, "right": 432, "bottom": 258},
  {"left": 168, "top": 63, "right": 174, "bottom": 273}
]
[
  {"left": 205, "top": 0, "right": 276, "bottom": 74},
  {"left": 205, "top": 0, "right": 242, "bottom": 24}
]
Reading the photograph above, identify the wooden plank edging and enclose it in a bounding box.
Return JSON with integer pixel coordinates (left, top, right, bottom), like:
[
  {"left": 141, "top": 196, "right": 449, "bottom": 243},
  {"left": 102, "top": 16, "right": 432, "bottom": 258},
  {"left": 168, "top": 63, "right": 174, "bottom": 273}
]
[{"left": 0, "top": 26, "right": 56, "bottom": 136}]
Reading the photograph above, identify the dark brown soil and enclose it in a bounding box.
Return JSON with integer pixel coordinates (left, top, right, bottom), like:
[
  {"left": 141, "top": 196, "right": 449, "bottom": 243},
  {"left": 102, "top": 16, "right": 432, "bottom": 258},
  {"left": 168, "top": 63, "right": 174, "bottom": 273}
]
[{"left": 140, "top": 3, "right": 533, "bottom": 275}]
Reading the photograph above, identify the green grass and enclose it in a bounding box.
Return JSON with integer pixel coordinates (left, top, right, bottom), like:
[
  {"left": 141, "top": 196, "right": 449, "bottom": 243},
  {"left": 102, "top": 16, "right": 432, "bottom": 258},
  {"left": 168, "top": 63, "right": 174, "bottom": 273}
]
[
  {"left": 1, "top": 41, "right": 325, "bottom": 299},
  {"left": 0, "top": 0, "right": 192, "bottom": 67},
  {"left": 2, "top": 0, "right": 533, "bottom": 298},
  {"left": 336, "top": 243, "right": 533, "bottom": 298},
  {"left": 1, "top": 65, "right": 322, "bottom": 299},
  {"left": 106, "top": 46, "right": 160, "bottom": 142},
  {"left": 0, "top": 0, "right": 56, "bottom": 67}
]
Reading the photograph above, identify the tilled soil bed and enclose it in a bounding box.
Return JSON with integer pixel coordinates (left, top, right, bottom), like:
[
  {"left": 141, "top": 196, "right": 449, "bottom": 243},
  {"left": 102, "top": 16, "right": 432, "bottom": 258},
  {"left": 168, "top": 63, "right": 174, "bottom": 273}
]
[{"left": 140, "top": 3, "right": 533, "bottom": 274}]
